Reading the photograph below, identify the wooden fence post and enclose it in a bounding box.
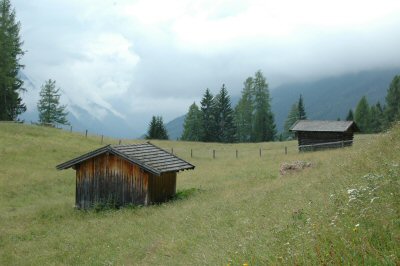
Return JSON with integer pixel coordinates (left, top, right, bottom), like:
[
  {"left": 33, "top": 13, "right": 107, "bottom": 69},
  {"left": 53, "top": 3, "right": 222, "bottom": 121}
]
[
  {"left": 101, "top": 135, "right": 104, "bottom": 144},
  {"left": 85, "top": 130, "right": 88, "bottom": 138},
  {"left": 236, "top": 149, "right": 238, "bottom": 159},
  {"left": 171, "top": 148, "right": 174, "bottom": 154},
  {"left": 191, "top": 149, "right": 193, "bottom": 158},
  {"left": 213, "top": 150, "right": 215, "bottom": 159},
  {"left": 285, "top": 146, "right": 287, "bottom": 155},
  {"left": 259, "top": 148, "right": 262, "bottom": 157},
  {"left": 70, "top": 125, "right": 72, "bottom": 132}
]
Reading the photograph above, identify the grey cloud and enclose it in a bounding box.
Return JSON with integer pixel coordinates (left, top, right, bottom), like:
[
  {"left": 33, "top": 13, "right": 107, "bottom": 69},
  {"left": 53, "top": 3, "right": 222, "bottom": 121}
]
[{"left": 13, "top": 0, "right": 400, "bottom": 135}]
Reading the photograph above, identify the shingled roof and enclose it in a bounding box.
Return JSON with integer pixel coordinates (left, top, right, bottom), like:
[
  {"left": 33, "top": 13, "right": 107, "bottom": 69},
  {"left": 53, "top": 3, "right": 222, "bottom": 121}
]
[
  {"left": 56, "top": 142, "right": 195, "bottom": 175},
  {"left": 290, "top": 120, "right": 359, "bottom": 132}
]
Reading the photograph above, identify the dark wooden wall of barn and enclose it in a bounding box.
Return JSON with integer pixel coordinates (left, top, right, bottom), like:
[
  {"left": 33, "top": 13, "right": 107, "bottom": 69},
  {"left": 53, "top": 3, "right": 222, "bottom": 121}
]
[
  {"left": 75, "top": 153, "right": 149, "bottom": 209},
  {"left": 297, "top": 131, "right": 354, "bottom": 151},
  {"left": 148, "top": 172, "right": 177, "bottom": 203},
  {"left": 75, "top": 153, "right": 178, "bottom": 209}
]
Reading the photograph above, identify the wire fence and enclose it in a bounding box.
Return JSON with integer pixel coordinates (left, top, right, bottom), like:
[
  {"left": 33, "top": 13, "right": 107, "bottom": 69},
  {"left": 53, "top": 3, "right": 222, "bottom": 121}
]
[
  {"left": 2, "top": 121, "right": 372, "bottom": 160},
  {"left": 58, "top": 126, "right": 372, "bottom": 160}
]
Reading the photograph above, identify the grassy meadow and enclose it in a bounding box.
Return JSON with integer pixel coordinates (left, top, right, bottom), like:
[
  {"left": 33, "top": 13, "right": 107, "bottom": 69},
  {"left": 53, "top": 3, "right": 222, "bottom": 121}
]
[{"left": 0, "top": 122, "right": 399, "bottom": 265}]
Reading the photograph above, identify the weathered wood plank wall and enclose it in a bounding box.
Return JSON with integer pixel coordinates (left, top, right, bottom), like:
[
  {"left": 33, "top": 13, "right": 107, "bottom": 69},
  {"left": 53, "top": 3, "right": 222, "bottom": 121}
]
[
  {"left": 148, "top": 172, "right": 177, "bottom": 203},
  {"left": 75, "top": 153, "right": 149, "bottom": 209},
  {"left": 297, "top": 131, "right": 354, "bottom": 151}
]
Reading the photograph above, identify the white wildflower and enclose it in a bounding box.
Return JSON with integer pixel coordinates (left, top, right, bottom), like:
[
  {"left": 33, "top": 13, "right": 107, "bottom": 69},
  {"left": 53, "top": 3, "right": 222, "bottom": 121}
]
[
  {"left": 370, "top": 197, "right": 379, "bottom": 203},
  {"left": 347, "top": 189, "right": 358, "bottom": 195},
  {"left": 348, "top": 197, "right": 356, "bottom": 203}
]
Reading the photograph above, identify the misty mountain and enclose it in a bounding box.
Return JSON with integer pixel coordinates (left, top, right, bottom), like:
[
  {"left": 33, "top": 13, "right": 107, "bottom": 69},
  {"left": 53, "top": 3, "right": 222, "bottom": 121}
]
[
  {"left": 18, "top": 71, "right": 36, "bottom": 91},
  {"left": 18, "top": 72, "right": 141, "bottom": 139},
  {"left": 165, "top": 68, "right": 400, "bottom": 139},
  {"left": 19, "top": 67, "right": 398, "bottom": 140},
  {"left": 165, "top": 115, "right": 186, "bottom": 140}
]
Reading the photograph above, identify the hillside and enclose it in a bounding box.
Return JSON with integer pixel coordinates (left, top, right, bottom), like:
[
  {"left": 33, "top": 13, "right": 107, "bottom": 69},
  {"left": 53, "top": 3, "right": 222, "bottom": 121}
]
[
  {"left": 0, "top": 123, "right": 399, "bottom": 264},
  {"left": 165, "top": 68, "right": 399, "bottom": 138},
  {"left": 165, "top": 114, "right": 186, "bottom": 140}
]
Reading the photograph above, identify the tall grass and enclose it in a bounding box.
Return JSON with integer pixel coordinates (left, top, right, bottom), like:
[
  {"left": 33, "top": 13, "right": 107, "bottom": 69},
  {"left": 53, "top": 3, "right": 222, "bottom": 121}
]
[{"left": 0, "top": 123, "right": 398, "bottom": 265}]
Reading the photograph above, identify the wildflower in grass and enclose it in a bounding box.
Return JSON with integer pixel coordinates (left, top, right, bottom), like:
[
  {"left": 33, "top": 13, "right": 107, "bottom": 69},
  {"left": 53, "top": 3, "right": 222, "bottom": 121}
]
[
  {"left": 370, "top": 197, "right": 379, "bottom": 203},
  {"left": 347, "top": 188, "right": 358, "bottom": 202},
  {"left": 353, "top": 223, "right": 360, "bottom": 232},
  {"left": 347, "top": 188, "right": 358, "bottom": 194}
]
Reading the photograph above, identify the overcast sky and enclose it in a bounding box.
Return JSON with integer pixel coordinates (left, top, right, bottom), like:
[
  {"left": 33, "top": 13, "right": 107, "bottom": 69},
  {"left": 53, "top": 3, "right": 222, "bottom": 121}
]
[{"left": 14, "top": 0, "right": 400, "bottom": 132}]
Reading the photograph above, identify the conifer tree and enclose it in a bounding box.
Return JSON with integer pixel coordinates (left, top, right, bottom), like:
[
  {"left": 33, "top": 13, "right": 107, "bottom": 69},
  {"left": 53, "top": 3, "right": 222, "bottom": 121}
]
[
  {"left": 214, "top": 84, "right": 236, "bottom": 143},
  {"left": 252, "top": 70, "right": 276, "bottom": 141},
  {"left": 370, "top": 102, "right": 384, "bottom": 133},
  {"left": 346, "top": 109, "right": 354, "bottom": 121},
  {"left": 283, "top": 103, "right": 299, "bottom": 139},
  {"left": 145, "top": 116, "right": 168, "bottom": 140},
  {"left": 385, "top": 75, "right": 400, "bottom": 125},
  {"left": 298, "top": 94, "right": 307, "bottom": 120},
  {"left": 181, "top": 102, "right": 203, "bottom": 141},
  {"left": 0, "top": 0, "right": 26, "bottom": 120},
  {"left": 354, "top": 96, "right": 370, "bottom": 133},
  {"left": 200, "top": 88, "right": 217, "bottom": 142},
  {"left": 37, "top": 79, "right": 69, "bottom": 125},
  {"left": 235, "top": 77, "right": 253, "bottom": 142}
]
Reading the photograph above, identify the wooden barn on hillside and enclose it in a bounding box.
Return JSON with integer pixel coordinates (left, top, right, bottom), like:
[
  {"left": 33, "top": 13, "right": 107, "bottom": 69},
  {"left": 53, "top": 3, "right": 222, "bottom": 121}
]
[
  {"left": 290, "top": 120, "right": 359, "bottom": 151},
  {"left": 56, "top": 142, "right": 195, "bottom": 209}
]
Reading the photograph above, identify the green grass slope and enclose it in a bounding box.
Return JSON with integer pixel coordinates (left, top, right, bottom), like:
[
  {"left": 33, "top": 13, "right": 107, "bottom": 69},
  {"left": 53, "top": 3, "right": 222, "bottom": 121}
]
[{"left": 0, "top": 123, "right": 399, "bottom": 265}]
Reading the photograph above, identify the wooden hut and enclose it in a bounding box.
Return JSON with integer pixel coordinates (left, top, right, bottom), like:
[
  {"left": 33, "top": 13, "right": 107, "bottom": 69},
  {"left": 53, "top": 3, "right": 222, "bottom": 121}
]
[
  {"left": 56, "top": 142, "right": 195, "bottom": 209},
  {"left": 290, "top": 120, "right": 359, "bottom": 151}
]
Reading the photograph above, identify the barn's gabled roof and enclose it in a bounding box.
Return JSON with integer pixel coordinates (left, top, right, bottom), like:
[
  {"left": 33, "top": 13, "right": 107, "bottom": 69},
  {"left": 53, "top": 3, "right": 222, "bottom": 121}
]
[
  {"left": 56, "top": 142, "right": 195, "bottom": 175},
  {"left": 290, "top": 120, "right": 359, "bottom": 132}
]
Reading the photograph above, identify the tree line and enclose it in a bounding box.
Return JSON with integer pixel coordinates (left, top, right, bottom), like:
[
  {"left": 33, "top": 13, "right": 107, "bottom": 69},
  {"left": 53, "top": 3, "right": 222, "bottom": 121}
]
[
  {"left": 180, "top": 70, "right": 276, "bottom": 143},
  {"left": 0, "top": 0, "right": 69, "bottom": 126},
  {"left": 349, "top": 75, "right": 400, "bottom": 133},
  {"left": 148, "top": 72, "right": 400, "bottom": 142}
]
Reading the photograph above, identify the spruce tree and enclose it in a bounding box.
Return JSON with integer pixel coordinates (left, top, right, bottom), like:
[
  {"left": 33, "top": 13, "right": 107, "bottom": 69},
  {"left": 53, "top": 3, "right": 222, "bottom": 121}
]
[
  {"left": 145, "top": 116, "right": 168, "bottom": 140},
  {"left": 37, "top": 79, "right": 69, "bottom": 125},
  {"left": 252, "top": 70, "right": 276, "bottom": 142},
  {"left": 235, "top": 77, "right": 253, "bottom": 142},
  {"left": 346, "top": 109, "right": 354, "bottom": 121},
  {"left": 354, "top": 96, "right": 370, "bottom": 133},
  {"left": 298, "top": 94, "right": 307, "bottom": 120},
  {"left": 283, "top": 103, "right": 299, "bottom": 139},
  {"left": 385, "top": 75, "right": 400, "bottom": 125},
  {"left": 0, "top": 0, "right": 26, "bottom": 120},
  {"left": 214, "top": 84, "right": 236, "bottom": 143},
  {"left": 181, "top": 102, "right": 203, "bottom": 141},
  {"left": 370, "top": 102, "right": 384, "bottom": 133},
  {"left": 200, "top": 88, "right": 217, "bottom": 142}
]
